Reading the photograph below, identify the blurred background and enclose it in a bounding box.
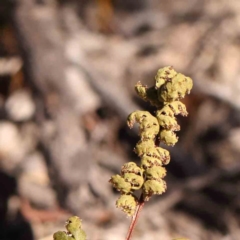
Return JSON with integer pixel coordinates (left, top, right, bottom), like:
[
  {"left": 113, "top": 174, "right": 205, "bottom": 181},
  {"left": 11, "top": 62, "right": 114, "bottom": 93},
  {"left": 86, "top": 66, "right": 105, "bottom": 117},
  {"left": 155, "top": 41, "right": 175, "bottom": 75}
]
[{"left": 1, "top": 0, "right": 240, "bottom": 239}]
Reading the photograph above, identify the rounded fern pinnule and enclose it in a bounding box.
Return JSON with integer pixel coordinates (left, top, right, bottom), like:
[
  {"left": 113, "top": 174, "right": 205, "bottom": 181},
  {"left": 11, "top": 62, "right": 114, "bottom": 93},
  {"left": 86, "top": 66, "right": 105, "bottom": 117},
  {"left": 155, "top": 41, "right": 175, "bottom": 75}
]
[
  {"left": 121, "top": 162, "right": 143, "bottom": 175},
  {"left": 155, "top": 66, "right": 177, "bottom": 89},
  {"left": 143, "top": 179, "right": 167, "bottom": 196},
  {"left": 66, "top": 216, "right": 86, "bottom": 240},
  {"left": 158, "top": 73, "right": 193, "bottom": 102},
  {"left": 145, "top": 166, "right": 167, "bottom": 180},
  {"left": 127, "top": 111, "right": 154, "bottom": 127},
  {"left": 110, "top": 66, "right": 193, "bottom": 237},
  {"left": 109, "top": 174, "right": 132, "bottom": 194},
  {"left": 53, "top": 231, "right": 70, "bottom": 240},
  {"left": 116, "top": 194, "right": 138, "bottom": 217},
  {"left": 159, "top": 129, "right": 179, "bottom": 146},
  {"left": 134, "top": 139, "right": 158, "bottom": 157},
  {"left": 168, "top": 101, "right": 188, "bottom": 116},
  {"left": 109, "top": 164, "right": 145, "bottom": 194},
  {"left": 156, "top": 146, "right": 170, "bottom": 164},
  {"left": 140, "top": 154, "right": 163, "bottom": 169},
  {"left": 66, "top": 216, "right": 82, "bottom": 229},
  {"left": 158, "top": 105, "right": 175, "bottom": 117},
  {"left": 53, "top": 216, "right": 86, "bottom": 240},
  {"left": 127, "top": 111, "right": 159, "bottom": 140},
  {"left": 123, "top": 173, "right": 144, "bottom": 190},
  {"left": 135, "top": 81, "right": 148, "bottom": 101},
  {"left": 156, "top": 112, "right": 180, "bottom": 131}
]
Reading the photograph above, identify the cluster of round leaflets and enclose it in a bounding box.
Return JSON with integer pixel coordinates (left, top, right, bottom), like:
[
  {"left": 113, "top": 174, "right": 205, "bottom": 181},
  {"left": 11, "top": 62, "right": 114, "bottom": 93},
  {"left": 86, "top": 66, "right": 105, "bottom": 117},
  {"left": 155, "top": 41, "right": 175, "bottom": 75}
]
[{"left": 109, "top": 66, "right": 193, "bottom": 216}]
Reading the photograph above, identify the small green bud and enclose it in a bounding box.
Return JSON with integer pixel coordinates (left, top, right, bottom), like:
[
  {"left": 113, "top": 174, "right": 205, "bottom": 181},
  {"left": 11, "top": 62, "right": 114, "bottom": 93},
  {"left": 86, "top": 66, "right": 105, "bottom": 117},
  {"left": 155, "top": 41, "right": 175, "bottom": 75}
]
[
  {"left": 109, "top": 175, "right": 132, "bottom": 194},
  {"left": 145, "top": 166, "right": 166, "bottom": 180},
  {"left": 159, "top": 130, "right": 178, "bottom": 146},
  {"left": 116, "top": 194, "right": 138, "bottom": 216},
  {"left": 143, "top": 179, "right": 166, "bottom": 196}
]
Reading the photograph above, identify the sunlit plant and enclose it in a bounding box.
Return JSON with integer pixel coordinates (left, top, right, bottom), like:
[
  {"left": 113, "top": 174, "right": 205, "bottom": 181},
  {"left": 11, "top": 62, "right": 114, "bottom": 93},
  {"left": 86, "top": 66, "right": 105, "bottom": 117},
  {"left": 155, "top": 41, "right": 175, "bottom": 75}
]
[
  {"left": 109, "top": 66, "right": 193, "bottom": 240},
  {"left": 53, "top": 66, "right": 193, "bottom": 240}
]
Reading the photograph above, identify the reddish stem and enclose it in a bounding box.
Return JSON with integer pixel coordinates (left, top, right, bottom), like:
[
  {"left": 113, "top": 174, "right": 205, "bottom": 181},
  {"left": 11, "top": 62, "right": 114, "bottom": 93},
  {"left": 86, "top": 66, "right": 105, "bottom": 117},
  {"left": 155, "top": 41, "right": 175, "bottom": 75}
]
[{"left": 125, "top": 195, "right": 145, "bottom": 240}]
